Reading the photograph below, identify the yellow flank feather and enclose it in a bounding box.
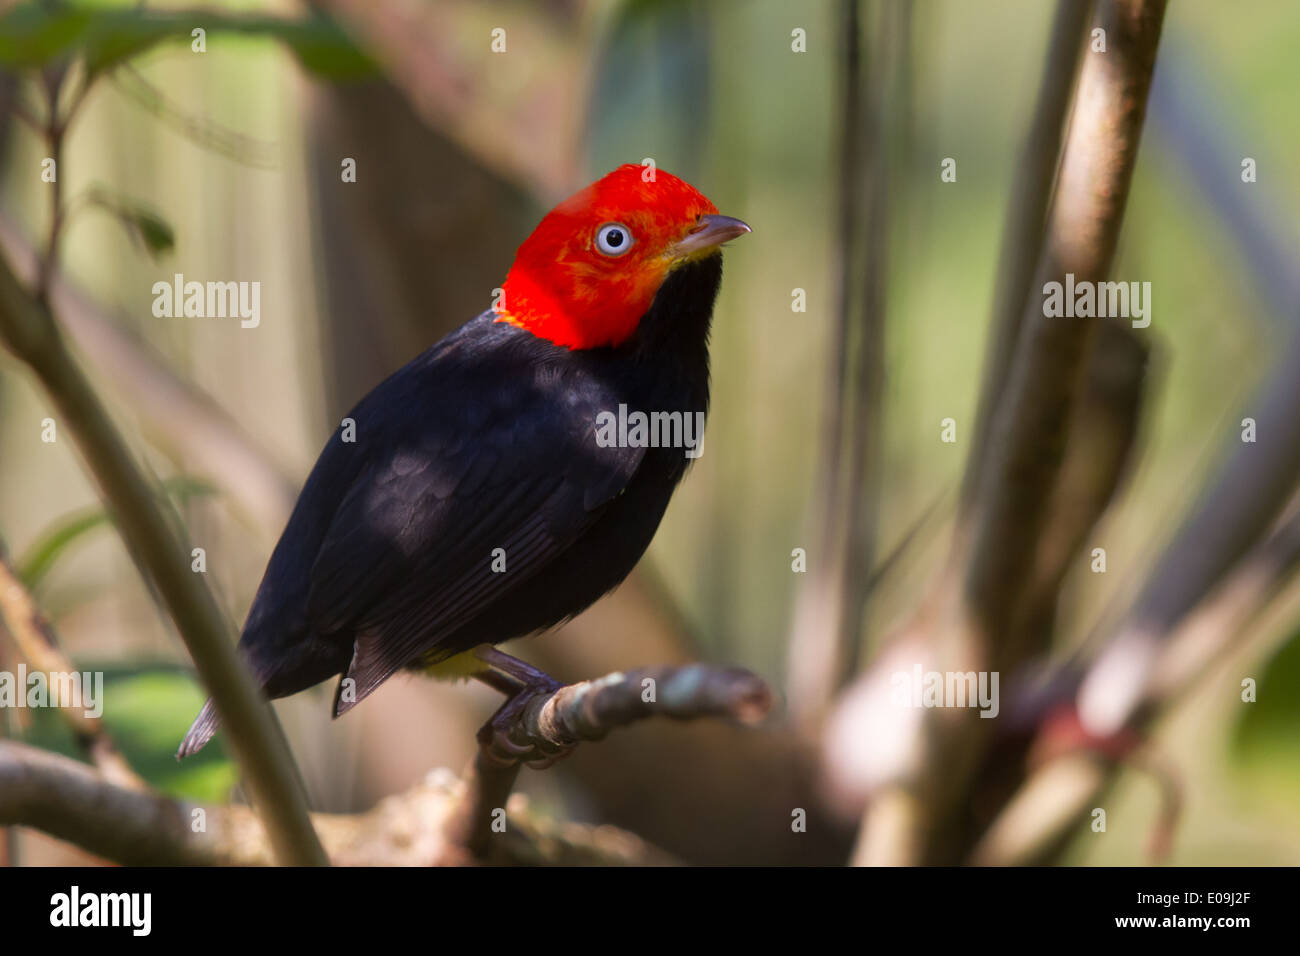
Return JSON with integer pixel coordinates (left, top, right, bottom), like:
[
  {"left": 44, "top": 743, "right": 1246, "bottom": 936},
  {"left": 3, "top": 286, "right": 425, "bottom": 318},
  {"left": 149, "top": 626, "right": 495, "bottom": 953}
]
[{"left": 421, "top": 646, "right": 490, "bottom": 682}]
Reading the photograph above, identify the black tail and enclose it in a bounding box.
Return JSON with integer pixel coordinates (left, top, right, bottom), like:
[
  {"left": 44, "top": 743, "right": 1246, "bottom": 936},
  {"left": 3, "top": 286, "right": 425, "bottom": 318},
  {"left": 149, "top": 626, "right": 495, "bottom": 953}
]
[{"left": 177, "top": 698, "right": 220, "bottom": 759}]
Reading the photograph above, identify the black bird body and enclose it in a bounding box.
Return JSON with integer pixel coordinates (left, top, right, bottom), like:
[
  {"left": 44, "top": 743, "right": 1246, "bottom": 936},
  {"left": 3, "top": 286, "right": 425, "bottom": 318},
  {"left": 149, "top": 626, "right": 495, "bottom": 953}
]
[{"left": 178, "top": 255, "right": 721, "bottom": 755}]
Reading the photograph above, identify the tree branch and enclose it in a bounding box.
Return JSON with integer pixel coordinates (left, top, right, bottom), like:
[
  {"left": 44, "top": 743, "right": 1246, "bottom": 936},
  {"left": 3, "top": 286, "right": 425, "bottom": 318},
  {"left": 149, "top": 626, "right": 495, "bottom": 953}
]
[
  {"left": 2, "top": 666, "right": 769, "bottom": 865},
  {"left": 960, "top": 0, "right": 1094, "bottom": 523},
  {"left": 966, "top": 0, "right": 1168, "bottom": 671},
  {"left": 0, "top": 542, "right": 145, "bottom": 790},
  {"left": 1031, "top": 320, "right": 1150, "bottom": 609},
  {"left": 1079, "top": 325, "right": 1300, "bottom": 735},
  {"left": 786, "top": 0, "right": 904, "bottom": 730},
  {"left": 0, "top": 741, "right": 673, "bottom": 866},
  {"left": 972, "top": 504, "right": 1300, "bottom": 865},
  {"left": 442, "top": 664, "right": 772, "bottom": 859}
]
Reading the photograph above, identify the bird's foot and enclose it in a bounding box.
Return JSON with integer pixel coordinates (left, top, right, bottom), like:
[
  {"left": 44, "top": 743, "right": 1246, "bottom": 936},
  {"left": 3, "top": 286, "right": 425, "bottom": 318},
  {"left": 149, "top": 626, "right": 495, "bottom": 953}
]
[{"left": 477, "top": 675, "right": 573, "bottom": 769}]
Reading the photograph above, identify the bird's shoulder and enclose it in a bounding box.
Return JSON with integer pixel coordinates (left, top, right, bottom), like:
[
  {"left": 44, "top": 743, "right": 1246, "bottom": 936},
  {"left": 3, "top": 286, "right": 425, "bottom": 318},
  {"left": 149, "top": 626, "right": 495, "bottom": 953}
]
[
  {"left": 300, "top": 313, "right": 646, "bottom": 630},
  {"left": 344, "top": 312, "right": 639, "bottom": 498}
]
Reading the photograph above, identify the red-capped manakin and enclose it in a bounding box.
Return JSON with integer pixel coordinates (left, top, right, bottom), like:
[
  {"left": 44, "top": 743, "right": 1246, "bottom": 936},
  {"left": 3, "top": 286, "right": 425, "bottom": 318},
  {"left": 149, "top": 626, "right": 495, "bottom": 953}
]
[{"left": 179, "top": 164, "right": 749, "bottom": 759}]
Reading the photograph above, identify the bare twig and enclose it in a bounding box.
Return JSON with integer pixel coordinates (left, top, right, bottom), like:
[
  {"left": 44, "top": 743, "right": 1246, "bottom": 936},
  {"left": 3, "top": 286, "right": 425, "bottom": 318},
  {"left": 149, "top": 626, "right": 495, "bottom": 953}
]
[
  {"left": 1148, "top": 49, "right": 1300, "bottom": 328},
  {"left": 0, "top": 740, "right": 222, "bottom": 866},
  {"left": 822, "top": 0, "right": 863, "bottom": 519},
  {"left": 786, "top": 0, "right": 903, "bottom": 729},
  {"left": 1079, "top": 326, "right": 1300, "bottom": 734},
  {"left": 0, "top": 83, "right": 44, "bottom": 132},
  {"left": 0, "top": 543, "right": 146, "bottom": 790},
  {"left": 784, "top": 0, "right": 865, "bottom": 734},
  {"left": 35, "top": 72, "right": 64, "bottom": 301},
  {"left": 960, "top": 0, "right": 1094, "bottom": 522},
  {"left": 111, "top": 66, "right": 278, "bottom": 169},
  {"left": 975, "top": 505, "right": 1300, "bottom": 864},
  {"left": 966, "top": 0, "right": 1168, "bottom": 671},
  {"left": 1032, "top": 321, "right": 1150, "bottom": 608},
  {"left": 840, "top": 0, "right": 907, "bottom": 692}
]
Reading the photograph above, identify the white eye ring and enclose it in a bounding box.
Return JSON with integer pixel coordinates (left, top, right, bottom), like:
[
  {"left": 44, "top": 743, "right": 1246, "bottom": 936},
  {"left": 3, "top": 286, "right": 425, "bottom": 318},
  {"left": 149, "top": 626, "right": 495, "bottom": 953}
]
[{"left": 594, "top": 222, "right": 634, "bottom": 256}]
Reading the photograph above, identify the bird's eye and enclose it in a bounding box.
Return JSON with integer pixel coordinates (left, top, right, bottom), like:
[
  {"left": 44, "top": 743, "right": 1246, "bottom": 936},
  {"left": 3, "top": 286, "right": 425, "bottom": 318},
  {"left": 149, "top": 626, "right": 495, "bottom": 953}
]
[{"left": 594, "top": 222, "right": 634, "bottom": 257}]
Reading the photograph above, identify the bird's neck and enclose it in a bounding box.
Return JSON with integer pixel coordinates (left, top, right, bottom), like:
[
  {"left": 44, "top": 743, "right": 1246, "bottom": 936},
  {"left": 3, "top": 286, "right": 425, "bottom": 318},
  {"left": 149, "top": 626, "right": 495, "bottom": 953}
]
[{"left": 626, "top": 253, "right": 723, "bottom": 358}]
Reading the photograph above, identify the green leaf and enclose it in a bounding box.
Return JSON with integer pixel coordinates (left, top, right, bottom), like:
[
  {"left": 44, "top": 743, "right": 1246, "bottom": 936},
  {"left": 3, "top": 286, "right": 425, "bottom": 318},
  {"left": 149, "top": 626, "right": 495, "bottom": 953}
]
[
  {"left": 0, "top": 2, "right": 375, "bottom": 80},
  {"left": 82, "top": 15, "right": 179, "bottom": 77},
  {"left": 255, "top": 16, "right": 376, "bottom": 81},
  {"left": 0, "top": 3, "right": 92, "bottom": 69},
  {"left": 85, "top": 188, "right": 175, "bottom": 259},
  {"left": 18, "top": 475, "right": 214, "bottom": 590},
  {"left": 1230, "top": 625, "right": 1300, "bottom": 797},
  {"left": 15, "top": 509, "right": 110, "bottom": 592},
  {"left": 19, "top": 665, "right": 237, "bottom": 801}
]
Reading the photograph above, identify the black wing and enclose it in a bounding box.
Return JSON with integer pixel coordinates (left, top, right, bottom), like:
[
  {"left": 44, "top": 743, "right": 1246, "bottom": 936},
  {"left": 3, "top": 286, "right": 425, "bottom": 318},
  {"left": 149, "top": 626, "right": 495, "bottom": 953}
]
[{"left": 304, "top": 326, "right": 644, "bottom": 711}]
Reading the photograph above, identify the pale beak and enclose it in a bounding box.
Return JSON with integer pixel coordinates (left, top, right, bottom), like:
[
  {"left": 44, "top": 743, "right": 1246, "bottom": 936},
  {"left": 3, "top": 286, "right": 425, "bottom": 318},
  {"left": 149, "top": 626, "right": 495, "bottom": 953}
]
[{"left": 668, "top": 214, "right": 752, "bottom": 260}]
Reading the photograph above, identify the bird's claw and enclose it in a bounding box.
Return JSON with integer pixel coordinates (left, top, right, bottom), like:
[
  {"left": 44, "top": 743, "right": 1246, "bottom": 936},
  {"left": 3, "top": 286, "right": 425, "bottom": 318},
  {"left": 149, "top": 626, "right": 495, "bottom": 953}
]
[{"left": 477, "top": 679, "right": 575, "bottom": 769}]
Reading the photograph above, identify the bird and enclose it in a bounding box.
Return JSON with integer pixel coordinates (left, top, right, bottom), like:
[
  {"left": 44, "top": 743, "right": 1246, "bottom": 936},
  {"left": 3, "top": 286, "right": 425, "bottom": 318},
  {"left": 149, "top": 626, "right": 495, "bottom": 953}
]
[{"left": 178, "top": 163, "right": 749, "bottom": 759}]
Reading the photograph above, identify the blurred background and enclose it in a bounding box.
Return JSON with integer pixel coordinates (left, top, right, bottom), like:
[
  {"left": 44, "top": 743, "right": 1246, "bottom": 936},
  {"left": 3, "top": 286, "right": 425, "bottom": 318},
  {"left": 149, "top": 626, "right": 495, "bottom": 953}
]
[{"left": 1, "top": 0, "right": 1299, "bottom": 865}]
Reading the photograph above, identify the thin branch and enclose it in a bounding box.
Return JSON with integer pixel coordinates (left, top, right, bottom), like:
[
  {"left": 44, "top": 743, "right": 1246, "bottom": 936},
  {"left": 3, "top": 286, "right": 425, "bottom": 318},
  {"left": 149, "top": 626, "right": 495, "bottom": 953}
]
[
  {"left": 966, "top": 0, "right": 1168, "bottom": 671},
  {"left": 443, "top": 664, "right": 772, "bottom": 859},
  {"left": 35, "top": 72, "right": 63, "bottom": 301},
  {"left": 1083, "top": 489, "right": 1300, "bottom": 732},
  {"left": 841, "top": 0, "right": 906, "bottom": 692},
  {"left": 1148, "top": 47, "right": 1300, "bottom": 328},
  {"left": 0, "top": 79, "right": 45, "bottom": 132},
  {"left": 0, "top": 741, "right": 671, "bottom": 866},
  {"left": 1031, "top": 320, "right": 1150, "bottom": 606},
  {"left": 959, "top": 0, "right": 1094, "bottom": 522},
  {"left": 784, "top": 0, "right": 864, "bottom": 733},
  {"left": 0, "top": 741, "right": 221, "bottom": 866},
  {"left": 1079, "top": 325, "right": 1300, "bottom": 734},
  {"left": 975, "top": 504, "right": 1300, "bottom": 865},
  {"left": 111, "top": 65, "right": 278, "bottom": 169},
  {"left": 0, "top": 542, "right": 146, "bottom": 790},
  {"left": 0, "top": 250, "right": 326, "bottom": 866},
  {"left": 822, "top": 0, "right": 862, "bottom": 517},
  {"left": 786, "top": 0, "right": 901, "bottom": 729}
]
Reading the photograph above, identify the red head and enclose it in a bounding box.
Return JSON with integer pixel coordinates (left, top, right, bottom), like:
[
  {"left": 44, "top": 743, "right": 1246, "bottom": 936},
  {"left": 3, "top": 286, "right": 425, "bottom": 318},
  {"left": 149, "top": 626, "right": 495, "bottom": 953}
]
[{"left": 497, "top": 164, "right": 749, "bottom": 349}]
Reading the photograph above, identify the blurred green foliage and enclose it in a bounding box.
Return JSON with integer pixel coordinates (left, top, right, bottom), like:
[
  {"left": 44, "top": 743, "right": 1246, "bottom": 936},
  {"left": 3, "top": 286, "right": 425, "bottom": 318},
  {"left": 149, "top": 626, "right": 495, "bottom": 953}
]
[
  {"left": 20, "top": 665, "right": 235, "bottom": 801},
  {"left": 1233, "top": 630, "right": 1300, "bottom": 798},
  {"left": 0, "top": 0, "right": 375, "bottom": 79}
]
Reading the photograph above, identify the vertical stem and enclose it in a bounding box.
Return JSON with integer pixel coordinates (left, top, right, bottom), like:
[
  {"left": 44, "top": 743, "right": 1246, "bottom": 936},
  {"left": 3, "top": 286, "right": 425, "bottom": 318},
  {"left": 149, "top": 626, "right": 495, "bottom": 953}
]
[
  {"left": 442, "top": 753, "right": 522, "bottom": 860},
  {"left": 959, "top": 0, "right": 1094, "bottom": 525},
  {"left": 784, "top": 0, "right": 863, "bottom": 729}
]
